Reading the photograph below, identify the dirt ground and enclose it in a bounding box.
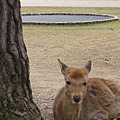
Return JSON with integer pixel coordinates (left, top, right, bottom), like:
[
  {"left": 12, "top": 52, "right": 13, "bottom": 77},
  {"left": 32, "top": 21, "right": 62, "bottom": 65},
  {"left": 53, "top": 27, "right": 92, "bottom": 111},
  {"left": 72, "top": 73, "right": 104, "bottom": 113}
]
[{"left": 23, "top": 23, "right": 120, "bottom": 120}]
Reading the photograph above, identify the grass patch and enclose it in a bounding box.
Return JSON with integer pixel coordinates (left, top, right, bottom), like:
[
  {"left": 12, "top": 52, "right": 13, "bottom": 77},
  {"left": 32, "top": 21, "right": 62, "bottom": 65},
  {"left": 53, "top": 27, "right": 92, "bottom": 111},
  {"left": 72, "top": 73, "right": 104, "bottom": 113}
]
[{"left": 21, "top": 7, "right": 120, "bottom": 17}]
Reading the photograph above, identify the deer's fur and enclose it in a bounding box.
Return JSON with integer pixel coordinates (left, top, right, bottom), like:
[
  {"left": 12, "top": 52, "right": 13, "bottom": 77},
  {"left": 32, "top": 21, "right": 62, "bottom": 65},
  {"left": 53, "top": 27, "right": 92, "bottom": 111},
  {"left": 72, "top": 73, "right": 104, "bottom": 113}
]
[{"left": 53, "top": 59, "right": 120, "bottom": 120}]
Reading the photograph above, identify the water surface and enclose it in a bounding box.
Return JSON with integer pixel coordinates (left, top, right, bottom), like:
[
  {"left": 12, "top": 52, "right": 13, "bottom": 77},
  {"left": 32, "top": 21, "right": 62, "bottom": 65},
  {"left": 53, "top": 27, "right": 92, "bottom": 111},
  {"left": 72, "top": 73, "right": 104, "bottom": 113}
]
[{"left": 22, "top": 14, "right": 116, "bottom": 23}]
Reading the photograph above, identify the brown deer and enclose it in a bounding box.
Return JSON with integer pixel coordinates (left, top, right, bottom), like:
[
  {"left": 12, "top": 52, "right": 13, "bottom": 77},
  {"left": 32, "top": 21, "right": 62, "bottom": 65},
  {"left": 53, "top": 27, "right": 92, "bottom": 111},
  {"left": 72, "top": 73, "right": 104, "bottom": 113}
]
[{"left": 53, "top": 59, "right": 120, "bottom": 120}]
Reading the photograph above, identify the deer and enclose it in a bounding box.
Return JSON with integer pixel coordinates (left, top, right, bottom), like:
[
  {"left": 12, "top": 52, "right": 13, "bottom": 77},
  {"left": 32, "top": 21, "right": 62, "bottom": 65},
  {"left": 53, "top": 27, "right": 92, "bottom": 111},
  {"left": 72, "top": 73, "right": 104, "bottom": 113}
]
[{"left": 53, "top": 59, "right": 120, "bottom": 120}]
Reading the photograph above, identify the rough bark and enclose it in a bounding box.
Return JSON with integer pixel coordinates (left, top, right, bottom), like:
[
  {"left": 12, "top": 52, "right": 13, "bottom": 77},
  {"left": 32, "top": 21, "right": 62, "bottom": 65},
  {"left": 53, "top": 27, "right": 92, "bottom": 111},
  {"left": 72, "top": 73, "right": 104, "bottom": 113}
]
[{"left": 0, "top": 0, "right": 42, "bottom": 119}]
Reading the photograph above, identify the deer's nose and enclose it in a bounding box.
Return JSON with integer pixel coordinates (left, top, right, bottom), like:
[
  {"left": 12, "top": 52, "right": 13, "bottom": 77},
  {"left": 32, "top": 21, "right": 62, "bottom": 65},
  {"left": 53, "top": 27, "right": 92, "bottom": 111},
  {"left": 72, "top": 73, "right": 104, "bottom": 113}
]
[{"left": 74, "top": 96, "right": 81, "bottom": 103}]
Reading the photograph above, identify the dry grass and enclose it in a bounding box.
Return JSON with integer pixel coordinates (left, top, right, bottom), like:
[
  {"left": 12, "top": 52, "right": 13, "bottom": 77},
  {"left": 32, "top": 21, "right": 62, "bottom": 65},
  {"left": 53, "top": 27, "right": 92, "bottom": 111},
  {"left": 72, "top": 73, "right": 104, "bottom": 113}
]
[{"left": 22, "top": 7, "right": 120, "bottom": 120}]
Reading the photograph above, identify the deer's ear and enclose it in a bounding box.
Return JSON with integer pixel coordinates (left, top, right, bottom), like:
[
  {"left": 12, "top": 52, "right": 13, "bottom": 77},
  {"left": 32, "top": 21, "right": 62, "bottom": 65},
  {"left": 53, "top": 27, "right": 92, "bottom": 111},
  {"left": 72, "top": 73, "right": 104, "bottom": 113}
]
[
  {"left": 85, "top": 60, "right": 92, "bottom": 73},
  {"left": 58, "top": 59, "right": 68, "bottom": 75}
]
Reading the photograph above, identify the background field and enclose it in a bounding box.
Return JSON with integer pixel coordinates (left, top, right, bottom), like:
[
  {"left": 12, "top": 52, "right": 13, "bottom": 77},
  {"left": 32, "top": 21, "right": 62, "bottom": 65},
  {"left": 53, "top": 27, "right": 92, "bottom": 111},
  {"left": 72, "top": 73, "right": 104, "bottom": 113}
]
[{"left": 22, "top": 7, "right": 120, "bottom": 120}]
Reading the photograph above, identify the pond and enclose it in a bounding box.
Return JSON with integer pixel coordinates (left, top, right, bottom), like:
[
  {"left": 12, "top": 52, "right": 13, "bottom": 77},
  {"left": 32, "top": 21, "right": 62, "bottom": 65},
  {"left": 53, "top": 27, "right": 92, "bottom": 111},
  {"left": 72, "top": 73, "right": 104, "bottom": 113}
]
[{"left": 22, "top": 14, "right": 119, "bottom": 25}]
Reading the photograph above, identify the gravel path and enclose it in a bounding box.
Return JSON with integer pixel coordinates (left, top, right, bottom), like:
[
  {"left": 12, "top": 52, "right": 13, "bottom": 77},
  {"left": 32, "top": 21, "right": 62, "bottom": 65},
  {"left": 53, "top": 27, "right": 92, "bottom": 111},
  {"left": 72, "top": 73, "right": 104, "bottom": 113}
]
[{"left": 21, "top": 0, "right": 120, "bottom": 7}]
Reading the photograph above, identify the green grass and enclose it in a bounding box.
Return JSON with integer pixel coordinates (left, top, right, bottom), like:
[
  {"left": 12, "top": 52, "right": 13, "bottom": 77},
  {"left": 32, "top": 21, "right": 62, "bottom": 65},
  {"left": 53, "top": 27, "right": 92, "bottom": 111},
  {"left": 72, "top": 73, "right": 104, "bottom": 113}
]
[{"left": 21, "top": 7, "right": 120, "bottom": 17}]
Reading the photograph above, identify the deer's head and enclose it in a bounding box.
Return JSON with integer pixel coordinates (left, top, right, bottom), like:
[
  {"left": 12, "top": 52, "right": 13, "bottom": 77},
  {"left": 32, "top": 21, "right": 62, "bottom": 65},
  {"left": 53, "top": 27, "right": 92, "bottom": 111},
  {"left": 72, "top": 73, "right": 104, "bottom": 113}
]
[{"left": 58, "top": 59, "right": 91, "bottom": 104}]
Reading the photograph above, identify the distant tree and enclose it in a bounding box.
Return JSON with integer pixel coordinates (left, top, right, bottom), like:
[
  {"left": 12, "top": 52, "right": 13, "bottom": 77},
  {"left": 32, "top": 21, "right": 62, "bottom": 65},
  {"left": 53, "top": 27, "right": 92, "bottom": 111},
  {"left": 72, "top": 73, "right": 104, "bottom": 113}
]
[{"left": 0, "top": 0, "right": 42, "bottom": 119}]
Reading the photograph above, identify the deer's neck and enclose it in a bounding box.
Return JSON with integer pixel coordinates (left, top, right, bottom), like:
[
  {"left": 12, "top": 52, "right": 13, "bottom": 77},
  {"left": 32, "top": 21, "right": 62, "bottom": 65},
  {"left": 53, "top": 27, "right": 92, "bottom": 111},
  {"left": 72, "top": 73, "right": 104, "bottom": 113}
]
[{"left": 64, "top": 96, "right": 82, "bottom": 120}]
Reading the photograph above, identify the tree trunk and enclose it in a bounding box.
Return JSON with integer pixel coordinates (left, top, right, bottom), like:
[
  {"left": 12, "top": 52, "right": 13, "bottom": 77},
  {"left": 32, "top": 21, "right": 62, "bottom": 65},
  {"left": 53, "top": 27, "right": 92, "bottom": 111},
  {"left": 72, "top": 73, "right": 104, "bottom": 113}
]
[{"left": 0, "top": 0, "right": 42, "bottom": 119}]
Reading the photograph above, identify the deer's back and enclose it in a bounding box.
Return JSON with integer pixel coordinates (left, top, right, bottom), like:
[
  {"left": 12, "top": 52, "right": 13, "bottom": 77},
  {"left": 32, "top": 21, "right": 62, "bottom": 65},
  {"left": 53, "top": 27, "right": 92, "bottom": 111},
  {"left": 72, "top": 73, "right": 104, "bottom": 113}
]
[{"left": 80, "top": 78, "right": 120, "bottom": 120}]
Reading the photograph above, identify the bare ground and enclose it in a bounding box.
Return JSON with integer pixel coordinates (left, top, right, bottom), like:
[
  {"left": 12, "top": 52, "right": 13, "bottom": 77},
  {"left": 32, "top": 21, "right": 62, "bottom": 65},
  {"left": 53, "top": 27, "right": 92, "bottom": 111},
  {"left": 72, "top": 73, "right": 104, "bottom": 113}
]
[{"left": 23, "top": 10, "right": 120, "bottom": 119}]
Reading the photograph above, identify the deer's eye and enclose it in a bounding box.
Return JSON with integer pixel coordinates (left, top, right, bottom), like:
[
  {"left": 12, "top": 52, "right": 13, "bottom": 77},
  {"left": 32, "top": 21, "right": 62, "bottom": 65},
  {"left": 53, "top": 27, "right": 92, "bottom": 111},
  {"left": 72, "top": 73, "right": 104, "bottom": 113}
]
[
  {"left": 83, "top": 82, "right": 87, "bottom": 86},
  {"left": 66, "top": 81, "right": 71, "bottom": 85}
]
